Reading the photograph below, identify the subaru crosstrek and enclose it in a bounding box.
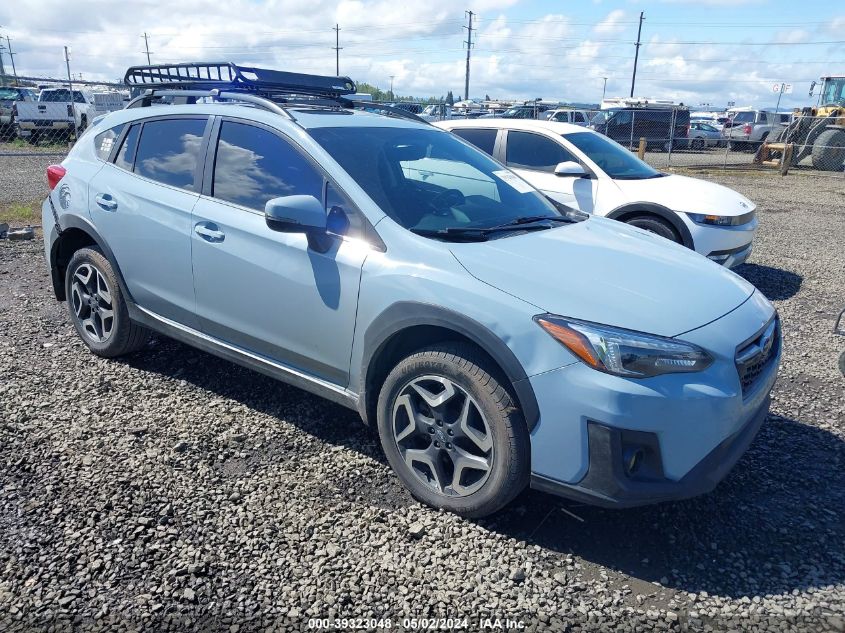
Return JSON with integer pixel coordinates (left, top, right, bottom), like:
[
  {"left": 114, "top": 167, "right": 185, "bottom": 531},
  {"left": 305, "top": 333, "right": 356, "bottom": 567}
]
[{"left": 42, "top": 64, "right": 781, "bottom": 518}]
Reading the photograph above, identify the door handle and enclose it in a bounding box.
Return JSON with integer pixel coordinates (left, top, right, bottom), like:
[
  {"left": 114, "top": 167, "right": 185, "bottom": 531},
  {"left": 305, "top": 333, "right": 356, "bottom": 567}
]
[
  {"left": 95, "top": 194, "right": 118, "bottom": 211},
  {"left": 194, "top": 222, "right": 225, "bottom": 242}
]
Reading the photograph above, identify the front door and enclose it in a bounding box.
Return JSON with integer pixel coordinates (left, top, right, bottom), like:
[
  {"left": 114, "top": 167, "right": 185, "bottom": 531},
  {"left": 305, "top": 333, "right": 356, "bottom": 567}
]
[
  {"left": 503, "top": 129, "right": 596, "bottom": 212},
  {"left": 190, "top": 119, "right": 369, "bottom": 386}
]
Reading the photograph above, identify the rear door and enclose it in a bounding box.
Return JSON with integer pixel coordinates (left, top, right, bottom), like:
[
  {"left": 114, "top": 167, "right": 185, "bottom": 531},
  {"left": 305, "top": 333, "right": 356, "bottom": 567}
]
[
  {"left": 88, "top": 116, "right": 210, "bottom": 328},
  {"left": 190, "top": 118, "right": 369, "bottom": 386}
]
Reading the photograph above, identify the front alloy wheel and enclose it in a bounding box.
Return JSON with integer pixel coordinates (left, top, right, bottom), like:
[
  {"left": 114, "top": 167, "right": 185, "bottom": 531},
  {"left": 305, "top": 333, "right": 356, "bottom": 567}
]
[
  {"left": 392, "top": 375, "right": 493, "bottom": 496},
  {"left": 376, "top": 343, "right": 530, "bottom": 518}
]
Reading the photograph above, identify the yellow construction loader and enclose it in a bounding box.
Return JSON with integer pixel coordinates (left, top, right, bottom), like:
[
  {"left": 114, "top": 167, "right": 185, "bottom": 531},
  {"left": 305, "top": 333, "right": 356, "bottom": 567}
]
[{"left": 756, "top": 75, "right": 845, "bottom": 171}]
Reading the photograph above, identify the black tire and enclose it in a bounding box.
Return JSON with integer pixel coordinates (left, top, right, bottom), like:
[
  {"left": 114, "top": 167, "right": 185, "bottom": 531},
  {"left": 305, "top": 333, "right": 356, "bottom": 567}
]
[
  {"left": 376, "top": 343, "right": 530, "bottom": 518},
  {"left": 624, "top": 214, "right": 681, "bottom": 244},
  {"left": 692, "top": 139, "right": 706, "bottom": 151},
  {"left": 65, "top": 247, "right": 150, "bottom": 358},
  {"left": 811, "top": 129, "right": 845, "bottom": 171}
]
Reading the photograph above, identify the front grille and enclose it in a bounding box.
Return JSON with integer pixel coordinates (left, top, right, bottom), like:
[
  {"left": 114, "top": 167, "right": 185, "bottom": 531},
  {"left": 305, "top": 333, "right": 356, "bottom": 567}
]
[{"left": 735, "top": 317, "right": 779, "bottom": 395}]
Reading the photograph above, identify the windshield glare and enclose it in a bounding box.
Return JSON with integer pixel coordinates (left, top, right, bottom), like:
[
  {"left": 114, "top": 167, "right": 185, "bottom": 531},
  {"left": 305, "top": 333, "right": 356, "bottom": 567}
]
[
  {"left": 564, "top": 132, "right": 662, "bottom": 180},
  {"left": 309, "top": 126, "right": 561, "bottom": 234}
]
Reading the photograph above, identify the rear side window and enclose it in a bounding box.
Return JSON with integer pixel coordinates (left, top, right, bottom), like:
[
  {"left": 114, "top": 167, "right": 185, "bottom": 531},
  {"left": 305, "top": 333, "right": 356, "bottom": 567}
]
[
  {"left": 94, "top": 124, "right": 125, "bottom": 161},
  {"left": 133, "top": 118, "right": 207, "bottom": 191},
  {"left": 115, "top": 124, "right": 140, "bottom": 171},
  {"left": 506, "top": 131, "right": 575, "bottom": 172},
  {"left": 452, "top": 128, "right": 497, "bottom": 156},
  {"left": 211, "top": 121, "right": 323, "bottom": 211}
]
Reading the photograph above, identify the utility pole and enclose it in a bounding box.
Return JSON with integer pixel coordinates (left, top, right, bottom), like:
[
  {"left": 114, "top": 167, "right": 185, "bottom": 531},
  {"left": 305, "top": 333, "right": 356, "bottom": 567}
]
[
  {"left": 0, "top": 37, "right": 6, "bottom": 86},
  {"left": 630, "top": 11, "right": 644, "bottom": 98},
  {"left": 601, "top": 76, "right": 608, "bottom": 102},
  {"left": 332, "top": 24, "right": 342, "bottom": 76},
  {"left": 64, "top": 46, "right": 80, "bottom": 142},
  {"left": 6, "top": 37, "right": 17, "bottom": 84},
  {"left": 463, "top": 10, "right": 474, "bottom": 101},
  {"left": 389, "top": 75, "right": 395, "bottom": 100},
  {"left": 142, "top": 32, "right": 152, "bottom": 64}
]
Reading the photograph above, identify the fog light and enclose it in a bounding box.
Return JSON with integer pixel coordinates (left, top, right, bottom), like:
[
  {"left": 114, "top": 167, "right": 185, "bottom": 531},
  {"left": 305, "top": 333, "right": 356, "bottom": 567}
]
[{"left": 623, "top": 448, "right": 644, "bottom": 476}]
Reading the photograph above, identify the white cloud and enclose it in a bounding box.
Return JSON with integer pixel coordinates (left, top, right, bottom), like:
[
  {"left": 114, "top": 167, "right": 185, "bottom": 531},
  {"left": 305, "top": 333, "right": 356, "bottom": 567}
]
[{"left": 594, "top": 10, "right": 627, "bottom": 35}]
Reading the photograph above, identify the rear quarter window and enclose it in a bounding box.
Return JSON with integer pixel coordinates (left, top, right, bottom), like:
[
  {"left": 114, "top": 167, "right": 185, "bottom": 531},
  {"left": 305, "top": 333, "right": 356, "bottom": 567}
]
[{"left": 93, "top": 124, "right": 125, "bottom": 161}]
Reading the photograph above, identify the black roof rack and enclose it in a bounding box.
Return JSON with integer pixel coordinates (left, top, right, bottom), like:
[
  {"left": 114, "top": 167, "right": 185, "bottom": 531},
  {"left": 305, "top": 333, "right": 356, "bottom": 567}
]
[
  {"left": 124, "top": 62, "right": 356, "bottom": 98},
  {"left": 122, "top": 61, "right": 429, "bottom": 126}
]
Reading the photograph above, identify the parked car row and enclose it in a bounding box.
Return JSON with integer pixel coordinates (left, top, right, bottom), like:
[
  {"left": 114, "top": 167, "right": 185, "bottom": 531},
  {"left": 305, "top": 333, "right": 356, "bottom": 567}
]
[
  {"left": 42, "top": 63, "right": 779, "bottom": 520},
  {"left": 0, "top": 85, "right": 126, "bottom": 143}
]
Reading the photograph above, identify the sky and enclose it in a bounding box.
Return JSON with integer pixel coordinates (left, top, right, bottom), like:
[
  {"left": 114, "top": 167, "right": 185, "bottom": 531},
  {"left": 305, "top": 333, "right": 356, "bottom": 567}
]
[{"left": 1, "top": 0, "right": 843, "bottom": 110}]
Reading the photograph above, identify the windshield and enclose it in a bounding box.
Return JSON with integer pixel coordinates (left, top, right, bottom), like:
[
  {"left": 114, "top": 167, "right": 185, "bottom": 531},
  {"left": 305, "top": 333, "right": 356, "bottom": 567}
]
[
  {"left": 309, "top": 126, "right": 562, "bottom": 234},
  {"left": 0, "top": 88, "right": 21, "bottom": 100},
  {"left": 564, "top": 132, "right": 663, "bottom": 180},
  {"left": 821, "top": 77, "right": 845, "bottom": 106}
]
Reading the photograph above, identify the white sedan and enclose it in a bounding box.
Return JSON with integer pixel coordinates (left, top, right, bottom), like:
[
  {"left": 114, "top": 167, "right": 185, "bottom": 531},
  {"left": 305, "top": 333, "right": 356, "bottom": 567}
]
[{"left": 435, "top": 118, "right": 757, "bottom": 268}]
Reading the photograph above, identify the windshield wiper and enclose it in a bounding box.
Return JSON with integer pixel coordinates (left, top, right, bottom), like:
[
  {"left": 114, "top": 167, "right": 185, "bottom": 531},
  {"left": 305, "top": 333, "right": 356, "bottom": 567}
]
[
  {"left": 410, "top": 215, "right": 577, "bottom": 242},
  {"left": 409, "top": 227, "right": 491, "bottom": 242}
]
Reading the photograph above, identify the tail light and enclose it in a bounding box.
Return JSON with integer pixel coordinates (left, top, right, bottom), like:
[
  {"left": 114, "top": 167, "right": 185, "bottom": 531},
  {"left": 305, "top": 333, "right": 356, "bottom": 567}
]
[
  {"left": 67, "top": 104, "right": 73, "bottom": 117},
  {"left": 47, "top": 165, "right": 67, "bottom": 190},
  {"left": 743, "top": 123, "right": 753, "bottom": 135}
]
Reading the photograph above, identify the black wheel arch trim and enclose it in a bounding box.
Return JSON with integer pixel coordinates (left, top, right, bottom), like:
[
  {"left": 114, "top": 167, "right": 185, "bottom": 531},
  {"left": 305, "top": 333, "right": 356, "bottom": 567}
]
[
  {"left": 605, "top": 203, "right": 694, "bottom": 249},
  {"left": 49, "top": 214, "right": 134, "bottom": 305},
  {"left": 360, "top": 301, "right": 540, "bottom": 431}
]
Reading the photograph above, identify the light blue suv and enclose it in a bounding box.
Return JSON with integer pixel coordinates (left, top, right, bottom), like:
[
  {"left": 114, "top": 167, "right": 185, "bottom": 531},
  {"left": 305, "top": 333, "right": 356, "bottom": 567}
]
[{"left": 42, "top": 63, "right": 780, "bottom": 517}]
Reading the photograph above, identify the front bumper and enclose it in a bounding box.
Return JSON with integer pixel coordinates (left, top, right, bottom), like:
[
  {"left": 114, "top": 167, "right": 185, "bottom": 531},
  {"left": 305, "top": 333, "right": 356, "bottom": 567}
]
[
  {"left": 679, "top": 213, "right": 757, "bottom": 268},
  {"left": 531, "top": 395, "right": 769, "bottom": 508},
  {"left": 527, "top": 290, "right": 779, "bottom": 507}
]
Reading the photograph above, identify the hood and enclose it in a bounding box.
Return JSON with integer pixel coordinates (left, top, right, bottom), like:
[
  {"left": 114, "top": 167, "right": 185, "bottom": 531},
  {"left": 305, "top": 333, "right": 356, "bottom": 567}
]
[
  {"left": 612, "top": 174, "right": 754, "bottom": 217},
  {"left": 449, "top": 217, "right": 754, "bottom": 337}
]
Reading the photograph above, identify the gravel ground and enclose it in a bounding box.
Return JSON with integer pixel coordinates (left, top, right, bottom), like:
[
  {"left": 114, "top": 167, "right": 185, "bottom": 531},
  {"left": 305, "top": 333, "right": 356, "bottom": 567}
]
[
  {"left": 1, "top": 168, "right": 844, "bottom": 632},
  {"left": 0, "top": 146, "right": 64, "bottom": 206}
]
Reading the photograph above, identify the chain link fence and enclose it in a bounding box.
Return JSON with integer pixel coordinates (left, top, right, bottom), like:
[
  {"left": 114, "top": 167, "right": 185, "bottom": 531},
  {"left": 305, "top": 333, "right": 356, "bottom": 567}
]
[{"left": 2, "top": 93, "right": 843, "bottom": 180}]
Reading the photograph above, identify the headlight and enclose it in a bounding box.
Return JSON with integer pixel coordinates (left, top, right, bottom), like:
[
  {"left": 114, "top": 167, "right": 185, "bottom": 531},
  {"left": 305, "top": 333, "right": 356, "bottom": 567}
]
[
  {"left": 686, "top": 212, "right": 754, "bottom": 226},
  {"left": 535, "top": 315, "right": 713, "bottom": 378}
]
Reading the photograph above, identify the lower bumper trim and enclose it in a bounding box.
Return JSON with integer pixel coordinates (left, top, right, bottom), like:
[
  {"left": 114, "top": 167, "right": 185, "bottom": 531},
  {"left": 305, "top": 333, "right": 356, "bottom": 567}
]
[{"left": 530, "top": 395, "right": 770, "bottom": 508}]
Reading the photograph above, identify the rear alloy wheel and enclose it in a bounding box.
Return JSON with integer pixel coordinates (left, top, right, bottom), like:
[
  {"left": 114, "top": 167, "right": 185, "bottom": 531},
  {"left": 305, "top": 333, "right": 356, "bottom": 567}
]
[
  {"left": 692, "top": 138, "right": 706, "bottom": 151},
  {"left": 65, "top": 247, "right": 150, "bottom": 357},
  {"left": 625, "top": 214, "right": 681, "bottom": 244},
  {"left": 377, "top": 343, "right": 529, "bottom": 518}
]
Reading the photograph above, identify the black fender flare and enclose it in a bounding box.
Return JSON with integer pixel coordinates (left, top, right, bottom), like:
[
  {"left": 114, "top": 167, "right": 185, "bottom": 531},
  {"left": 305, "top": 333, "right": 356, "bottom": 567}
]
[
  {"left": 49, "top": 214, "right": 134, "bottom": 306},
  {"left": 360, "top": 301, "right": 540, "bottom": 431},
  {"left": 605, "top": 202, "right": 694, "bottom": 250}
]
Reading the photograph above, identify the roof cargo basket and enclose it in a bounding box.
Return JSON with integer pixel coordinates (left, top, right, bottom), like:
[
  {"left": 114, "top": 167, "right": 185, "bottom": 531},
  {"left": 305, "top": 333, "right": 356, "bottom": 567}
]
[{"left": 124, "top": 62, "right": 356, "bottom": 98}]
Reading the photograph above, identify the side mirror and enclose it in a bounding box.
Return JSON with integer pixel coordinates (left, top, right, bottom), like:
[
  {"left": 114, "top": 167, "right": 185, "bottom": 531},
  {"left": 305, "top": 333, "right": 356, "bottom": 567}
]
[
  {"left": 265, "top": 195, "right": 332, "bottom": 253},
  {"left": 554, "top": 161, "right": 587, "bottom": 177},
  {"left": 265, "top": 195, "right": 327, "bottom": 233}
]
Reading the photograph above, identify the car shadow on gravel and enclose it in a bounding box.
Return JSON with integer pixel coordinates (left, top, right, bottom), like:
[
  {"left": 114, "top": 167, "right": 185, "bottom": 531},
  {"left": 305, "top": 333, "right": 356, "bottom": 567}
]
[
  {"left": 484, "top": 414, "right": 845, "bottom": 600},
  {"left": 118, "top": 337, "right": 414, "bottom": 510},
  {"left": 734, "top": 263, "right": 802, "bottom": 301}
]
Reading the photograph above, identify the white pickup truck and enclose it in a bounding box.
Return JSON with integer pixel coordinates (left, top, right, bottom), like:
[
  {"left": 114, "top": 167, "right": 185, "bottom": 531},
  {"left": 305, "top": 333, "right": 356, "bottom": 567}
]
[{"left": 16, "top": 88, "right": 97, "bottom": 143}]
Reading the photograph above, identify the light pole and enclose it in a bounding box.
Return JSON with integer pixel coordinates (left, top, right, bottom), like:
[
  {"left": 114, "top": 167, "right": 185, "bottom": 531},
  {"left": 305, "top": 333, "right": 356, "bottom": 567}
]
[
  {"left": 601, "top": 77, "right": 608, "bottom": 102},
  {"left": 389, "top": 75, "right": 395, "bottom": 101}
]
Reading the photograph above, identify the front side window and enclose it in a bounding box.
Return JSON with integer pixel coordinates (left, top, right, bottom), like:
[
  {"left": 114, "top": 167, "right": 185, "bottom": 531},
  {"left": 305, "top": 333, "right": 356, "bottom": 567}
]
[
  {"left": 564, "top": 132, "right": 663, "bottom": 180},
  {"left": 212, "top": 121, "right": 323, "bottom": 211},
  {"left": 134, "top": 118, "right": 207, "bottom": 191},
  {"left": 452, "top": 128, "right": 497, "bottom": 156},
  {"left": 309, "top": 126, "right": 561, "bottom": 234},
  {"left": 506, "top": 131, "right": 576, "bottom": 172}
]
